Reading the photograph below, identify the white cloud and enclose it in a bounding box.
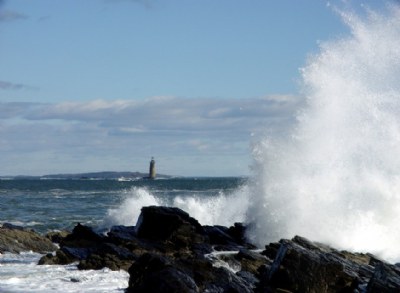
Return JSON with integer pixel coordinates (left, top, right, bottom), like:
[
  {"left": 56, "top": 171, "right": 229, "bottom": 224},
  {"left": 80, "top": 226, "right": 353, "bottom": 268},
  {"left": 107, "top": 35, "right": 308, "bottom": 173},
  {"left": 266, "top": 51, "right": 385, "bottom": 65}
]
[{"left": 0, "top": 95, "right": 300, "bottom": 176}]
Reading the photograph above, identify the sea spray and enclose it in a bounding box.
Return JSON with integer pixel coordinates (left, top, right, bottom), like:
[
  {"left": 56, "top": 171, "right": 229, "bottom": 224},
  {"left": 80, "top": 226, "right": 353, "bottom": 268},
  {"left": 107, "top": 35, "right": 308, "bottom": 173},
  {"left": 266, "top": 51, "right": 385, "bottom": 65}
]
[
  {"left": 171, "top": 185, "right": 250, "bottom": 226},
  {"left": 246, "top": 4, "right": 400, "bottom": 262},
  {"left": 105, "top": 187, "right": 163, "bottom": 227},
  {"left": 105, "top": 184, "right": 250, "bottom": 227}
]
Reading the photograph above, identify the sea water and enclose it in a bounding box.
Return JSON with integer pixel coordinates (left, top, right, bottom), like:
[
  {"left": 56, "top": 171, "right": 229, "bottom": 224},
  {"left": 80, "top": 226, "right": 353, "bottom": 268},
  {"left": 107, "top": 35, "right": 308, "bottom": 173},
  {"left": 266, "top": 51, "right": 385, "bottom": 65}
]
[
  {"left": 0, "top": 177, "right": 247, "bottom": 292},
  {"left": 3, "top": 3, "right": 400, "bottom": 291},
  {"left": 246, "top": 3, "right": 400, "bottom": 262}
]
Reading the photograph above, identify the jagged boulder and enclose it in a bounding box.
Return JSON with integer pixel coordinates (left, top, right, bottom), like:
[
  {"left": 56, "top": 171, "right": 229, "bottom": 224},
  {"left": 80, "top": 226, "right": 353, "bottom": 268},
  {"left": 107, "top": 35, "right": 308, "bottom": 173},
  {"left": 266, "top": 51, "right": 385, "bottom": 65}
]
[
  {"left": 45, "top": 230, "right": 70, "bottom": 243},
  {"left": 0, "top": 223, "right": 56, "bottom": 253},
  {"left": 258, "top": 235, "right": 400, "bottom": 293},
  {"left": 136, "top": 206, "right": 203, "bottom": 238},
  {"left": 126, "top": 252, "right": 256, "bottom": 293},
  {"left": 366, "top": 262, "right": 400, "bottom": 293},
  {"left": 235, "top": 248, "right": 270, "bottom": 274},
  {"left": 60, "top": 223, "right": 105, "bottom": 247},
  {"left": 135, "top": 206, "right": 211, "bottom": 255},
  {"left": 33, "top": 205, "right": 400, "bottom": 293},
  {"left": 126, "top": 253, "right": 199, "bottom": 293}
]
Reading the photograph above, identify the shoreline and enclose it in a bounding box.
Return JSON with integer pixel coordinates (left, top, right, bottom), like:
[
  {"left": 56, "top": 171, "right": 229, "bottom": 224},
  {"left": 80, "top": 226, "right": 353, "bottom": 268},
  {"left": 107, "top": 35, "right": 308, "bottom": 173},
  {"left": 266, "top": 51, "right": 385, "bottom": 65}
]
[{"left": 1, "top": 206, "right": 400, "bottom": 292}]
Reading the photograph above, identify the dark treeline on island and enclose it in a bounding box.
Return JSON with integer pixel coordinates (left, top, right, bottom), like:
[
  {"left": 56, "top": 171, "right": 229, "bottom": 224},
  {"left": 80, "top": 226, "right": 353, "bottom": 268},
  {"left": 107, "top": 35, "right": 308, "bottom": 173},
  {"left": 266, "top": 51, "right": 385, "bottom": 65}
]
[
  {"left": 1, "top": 157, "right": 169, "bottom": 180},
  {"left": 0, "top": 171, "right": 172, "bottom": 180}
]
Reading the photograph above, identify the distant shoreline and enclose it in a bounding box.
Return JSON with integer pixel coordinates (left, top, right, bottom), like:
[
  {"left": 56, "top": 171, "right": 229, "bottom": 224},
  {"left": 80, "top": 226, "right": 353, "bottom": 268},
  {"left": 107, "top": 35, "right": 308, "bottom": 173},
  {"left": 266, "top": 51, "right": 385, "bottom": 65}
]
[{"left": 0, "top": 171, "right": 173, "bottom": 180}]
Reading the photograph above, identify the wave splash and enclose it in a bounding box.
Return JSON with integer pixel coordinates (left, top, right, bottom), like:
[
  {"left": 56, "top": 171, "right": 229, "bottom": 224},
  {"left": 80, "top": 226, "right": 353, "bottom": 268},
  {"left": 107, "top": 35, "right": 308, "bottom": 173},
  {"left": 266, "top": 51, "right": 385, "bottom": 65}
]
[
  {"left": 105, "top": 185, "right": 250, "bottom": 228},
  {"left": 246, "top": 4, "right": 400, "bottom": 262}
]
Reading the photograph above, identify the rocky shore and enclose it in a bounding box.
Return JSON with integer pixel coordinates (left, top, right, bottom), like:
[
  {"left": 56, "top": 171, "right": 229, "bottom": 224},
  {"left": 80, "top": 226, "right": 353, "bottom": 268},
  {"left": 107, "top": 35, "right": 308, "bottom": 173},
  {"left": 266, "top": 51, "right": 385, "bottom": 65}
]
[
  {"left": 1, "top": 206, "right": 400, "bottom": 292},
  {"left": 0, "top": 223, "right": 57, "bottom": 253}
]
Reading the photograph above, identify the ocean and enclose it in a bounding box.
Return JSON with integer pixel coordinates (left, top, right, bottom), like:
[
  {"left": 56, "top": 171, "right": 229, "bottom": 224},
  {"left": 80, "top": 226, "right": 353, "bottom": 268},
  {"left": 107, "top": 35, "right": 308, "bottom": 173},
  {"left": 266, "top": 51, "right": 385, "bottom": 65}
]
[
  {"left": 3, "top": 3, "right": 400, "bottom": 292},
  {"left": 0, "top": 177, "right": 247, "bottom": 292}
]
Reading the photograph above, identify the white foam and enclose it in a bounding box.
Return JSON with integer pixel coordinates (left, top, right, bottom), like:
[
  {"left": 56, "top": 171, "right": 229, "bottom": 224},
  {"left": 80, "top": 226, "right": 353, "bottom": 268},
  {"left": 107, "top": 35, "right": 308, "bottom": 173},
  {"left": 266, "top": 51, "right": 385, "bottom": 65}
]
[
  {"left": 246, "top": 4, "right": 400, "bottom": 262},
  {"left": 172, "top": 185, "right": 250, "bottom": 226},
  {"left": 105, "top": 185, "right": 249, "bottom": 228},
  {"left": 104, "top": 187, "right": 164, "bottom": 227},
  {"left": 0, "top": 252, "right": 129, "bottom": 293}
]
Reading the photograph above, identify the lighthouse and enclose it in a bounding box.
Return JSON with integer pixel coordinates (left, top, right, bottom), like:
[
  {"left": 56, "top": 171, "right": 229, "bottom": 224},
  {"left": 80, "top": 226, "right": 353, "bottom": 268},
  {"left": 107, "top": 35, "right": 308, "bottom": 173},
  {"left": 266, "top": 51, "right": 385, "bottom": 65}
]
[{"left": 149, "top": 157, "right": 156, "bottom": 179}]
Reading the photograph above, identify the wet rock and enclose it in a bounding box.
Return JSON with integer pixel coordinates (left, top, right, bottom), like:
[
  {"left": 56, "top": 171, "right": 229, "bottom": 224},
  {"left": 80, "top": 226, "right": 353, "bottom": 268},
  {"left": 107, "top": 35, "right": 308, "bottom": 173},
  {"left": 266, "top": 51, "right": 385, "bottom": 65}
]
[
  {"left": 258, "top": 235, "right": 400, "bottom": 293},
  {"left": 107, "top": 225, "right": 136, "bottom": 243},
  {"left": 127, "top": 252, "right": 255, "bottom": 293},
  {"left": 78, "top": 253, "right": 133, "bottom": 271},
  {"left": 62, "top": 246, "right": 92, "bottom": 260},
  {"left": 38, "top": 249, "right": 74, "bottom": 265},
  {"left": 126, "top": 253, "right": 199, "bottom": 293},
  {"left": 203, "top": 225, "right": 237, "bottom": 246},
  {"left": 61, "top": 223, "right": 104, "bottom": 247},
  {"left": 77, "top": 242, "right": 137, "bottom": 270},
  {"left": 0, "top": 223, "right": 56, "bottom": 253},
  {"left": 235, "top": 248, "right": 271, "bottom": 274},
  {"left": 228, "top": 222, "right": 248, "bottom": 245},
  {"left": 366, "top": 262, "right": 400, "bottom": 293},
  {"left": 34, "top": 206, "right": 400, "bottom": 293},
  {"left": 135, "top": 206, "right": 203, "bottom": 241},
  {"left": 45, "top": 230, "right": 70, "bottom": 244}
]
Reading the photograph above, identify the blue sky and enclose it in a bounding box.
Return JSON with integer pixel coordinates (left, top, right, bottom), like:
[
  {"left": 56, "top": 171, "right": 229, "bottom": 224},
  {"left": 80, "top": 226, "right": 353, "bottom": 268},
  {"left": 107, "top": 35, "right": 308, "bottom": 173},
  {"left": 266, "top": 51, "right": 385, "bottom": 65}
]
[{"left": 0, "top": 0, "right": 386, "bottom": 176}]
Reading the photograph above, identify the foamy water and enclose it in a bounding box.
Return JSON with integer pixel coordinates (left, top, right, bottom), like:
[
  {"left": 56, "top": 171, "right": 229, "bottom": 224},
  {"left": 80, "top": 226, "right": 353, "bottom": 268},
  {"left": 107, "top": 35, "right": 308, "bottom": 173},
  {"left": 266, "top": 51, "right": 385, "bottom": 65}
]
[
  {"left": 246, "top": 4, "right": 400, "bottom": 262},
  {"left": 105, "top": 184, "right": 250, "bottom": 227},
  {"left": 0, "top": 177, "right": 244, "bottom": 292},
  {"left": 3, "top": 4, "right": 400, "bottom": 292},
  {"left": 0, "top": 252, "right": 129, "bottom": 293}
]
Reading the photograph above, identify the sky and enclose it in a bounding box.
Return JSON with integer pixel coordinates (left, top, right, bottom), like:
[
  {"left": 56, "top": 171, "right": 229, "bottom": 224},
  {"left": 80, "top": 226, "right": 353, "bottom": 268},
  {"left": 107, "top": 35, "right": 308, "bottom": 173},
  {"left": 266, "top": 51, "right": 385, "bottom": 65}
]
[{"left": 0, "top": 0, "right": 386, "bottom": 177}]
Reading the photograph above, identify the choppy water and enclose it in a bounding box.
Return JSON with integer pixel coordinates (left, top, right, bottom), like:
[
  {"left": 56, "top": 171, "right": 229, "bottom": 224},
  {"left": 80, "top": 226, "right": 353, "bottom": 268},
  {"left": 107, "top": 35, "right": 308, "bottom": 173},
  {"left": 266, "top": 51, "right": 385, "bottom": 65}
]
[
  {"left": 0, "top": 177, "right": 246, "bottom": 292},
  {"left": 3, "top": 2, "right": 400, "bottom": 292}
]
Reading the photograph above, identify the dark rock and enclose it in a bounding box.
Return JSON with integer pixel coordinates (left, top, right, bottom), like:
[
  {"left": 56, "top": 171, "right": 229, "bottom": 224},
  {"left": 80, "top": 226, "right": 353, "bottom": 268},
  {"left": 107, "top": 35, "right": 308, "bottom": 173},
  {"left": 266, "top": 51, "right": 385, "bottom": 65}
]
[
  {"left": 261, "top": 238, "right": 360, "bottom": 292},
  {"left": 203, "top": 223, "right": 256, "bottom": 251},
  {"left": 191, "top": 242, "right": 213, "bottom": 255},
  {"left": 262, "top": 241, "right": 281, "bottom": 260},
  {"left": 236, "top": 270, "right": 259, "bottom": 290},
  {"left": 235, "top": 248, "right": 271, "bottom": 274},
  {"left": 366, "top": 262, "right": 400, "bottom": 292},
  {"left": 77, "top": 243, "right": 137, "bottom": 270},
  {"left": 257, "top": 236, "right": 400, "bottom": 293},
  {"left": 203, "top": 225, "right": 237, "bottom": 246},
  {"left": 134, "top": 206, "right": 210, "bottom": 257},
  {"left": 45, "top": 230, "right": 70, "bottom": 244},
  {"left": 0, "top": 223, "right": 56, "bottom": 253},
  {"left": 39, "top": 249, "right": 75, "bottom": 265},
  {"left": 78, "top": 253, "right": 133, "bottom": 271},
  {"left": 228, "top": 222, "right": 248, "bottom": 245},
  {"left": 204, "top": 266, "right": 254, "bottom": 293},
  {"left": 98, "top": 242, "right": 136, "bottom": 260},
  {"left": 127, "top": 252, "right": 254, "bottom": 293},
  {"left": 61, "top": 223, "right": 104, "bottom": 247},
  {"left": 107, "top": 225, "right": 136, "bottom": 243},
  {"left": 62, "top": 246, "right": 92, "bottom": 260},
  {"left": 126, "top": 253, "right": 199, "bottom": 293},
  {"left": 135, "top": 206, "right": 203, "bottom": 241},
  {"left": 2, "top": 223, "right": 25, "bottom": 231},
  {"left": 40, "top": 223, "right": 107, "bottom": 266},
  {"left": 34, "top": 206, "right": 400, "bottom": 293}
]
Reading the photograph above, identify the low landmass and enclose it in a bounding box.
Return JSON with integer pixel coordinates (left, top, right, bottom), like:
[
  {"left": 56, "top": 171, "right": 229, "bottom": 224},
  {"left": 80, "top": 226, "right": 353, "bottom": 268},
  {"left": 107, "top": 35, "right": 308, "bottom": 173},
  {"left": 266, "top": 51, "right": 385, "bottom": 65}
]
[{"left": 0, "top": 171, "right": 173, "bottom": 180}]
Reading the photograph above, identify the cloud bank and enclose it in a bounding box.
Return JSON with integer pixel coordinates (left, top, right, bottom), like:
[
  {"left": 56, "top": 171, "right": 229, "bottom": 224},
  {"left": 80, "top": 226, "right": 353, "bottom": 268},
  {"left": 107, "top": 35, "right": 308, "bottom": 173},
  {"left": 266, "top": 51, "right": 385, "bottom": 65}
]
[{"left": 0, "top": 96, "right": 300, "bottom": 176}]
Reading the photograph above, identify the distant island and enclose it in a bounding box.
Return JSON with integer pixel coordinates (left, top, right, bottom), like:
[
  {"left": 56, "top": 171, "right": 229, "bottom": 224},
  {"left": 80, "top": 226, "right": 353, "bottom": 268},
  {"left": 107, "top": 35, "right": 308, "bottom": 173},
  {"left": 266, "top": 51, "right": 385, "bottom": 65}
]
[{"left": 0, "top": 171, "right": 173, "bottom": 180}]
